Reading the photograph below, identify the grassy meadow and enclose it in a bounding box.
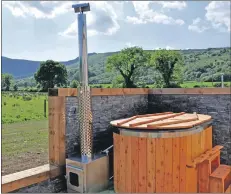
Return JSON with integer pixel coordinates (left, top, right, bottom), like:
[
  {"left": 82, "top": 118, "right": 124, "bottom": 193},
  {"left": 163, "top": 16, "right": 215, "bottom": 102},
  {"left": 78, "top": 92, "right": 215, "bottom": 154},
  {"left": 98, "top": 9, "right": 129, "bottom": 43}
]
[
  {"left": 1, "top": 91, "right": 49, "bottom": 175},
  {"left": 2, "top": 120, "right": 48, "bottom": 175},
  {"left": 91, "top": 81, "right": 231, "bottom": 89},
  {"left": 1, "top": 91, "right": 48, "bottom": 124},
  {"left": 180, "top": 81, "right": 231, "bottom": 88}
]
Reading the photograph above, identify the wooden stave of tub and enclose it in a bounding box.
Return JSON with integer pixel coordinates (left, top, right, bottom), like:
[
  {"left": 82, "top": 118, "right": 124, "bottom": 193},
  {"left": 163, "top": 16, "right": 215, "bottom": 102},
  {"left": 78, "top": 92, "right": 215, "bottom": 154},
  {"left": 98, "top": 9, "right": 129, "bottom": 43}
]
[{"left": 113, "top": 122, "right": 213, "bottom": 193}]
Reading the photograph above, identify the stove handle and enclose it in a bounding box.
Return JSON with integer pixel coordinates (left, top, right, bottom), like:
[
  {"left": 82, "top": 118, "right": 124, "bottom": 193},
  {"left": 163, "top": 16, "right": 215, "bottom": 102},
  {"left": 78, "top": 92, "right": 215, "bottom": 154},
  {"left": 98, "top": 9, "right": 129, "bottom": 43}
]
[{"left": 100, "top": 145, "right": 113, "bottom": 156}]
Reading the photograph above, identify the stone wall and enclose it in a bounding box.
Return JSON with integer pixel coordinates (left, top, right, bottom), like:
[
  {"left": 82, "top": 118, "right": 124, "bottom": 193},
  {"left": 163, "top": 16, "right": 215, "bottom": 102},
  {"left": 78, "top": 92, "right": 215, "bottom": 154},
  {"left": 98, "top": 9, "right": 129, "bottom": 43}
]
[
  {"left": 148, "top": 94, "right": 231, "bottom": 164},
  {"left": 66, "top": 94, "right": 148, "bottom": 157}
]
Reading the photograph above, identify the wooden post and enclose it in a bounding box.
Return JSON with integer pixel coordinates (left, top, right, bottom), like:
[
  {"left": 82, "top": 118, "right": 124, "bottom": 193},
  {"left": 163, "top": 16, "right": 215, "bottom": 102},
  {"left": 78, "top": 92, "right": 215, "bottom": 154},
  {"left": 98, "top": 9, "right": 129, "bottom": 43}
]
[
  {"left": 48, "top": 96, "right": 66, "bottom": 166},
  {"left": 44, "top": 99, "right": 46, "bottom": 118}
]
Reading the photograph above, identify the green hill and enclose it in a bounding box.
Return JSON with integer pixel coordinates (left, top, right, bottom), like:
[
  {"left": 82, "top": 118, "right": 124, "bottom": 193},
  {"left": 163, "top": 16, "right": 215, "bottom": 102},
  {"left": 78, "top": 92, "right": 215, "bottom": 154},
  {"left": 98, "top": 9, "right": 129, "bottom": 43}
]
[
  {"left": 6, "top": 47, "right": 231, "bottom": 88},
  {"left": 66, "top": 47, "right": 231, "bottom": 85}
]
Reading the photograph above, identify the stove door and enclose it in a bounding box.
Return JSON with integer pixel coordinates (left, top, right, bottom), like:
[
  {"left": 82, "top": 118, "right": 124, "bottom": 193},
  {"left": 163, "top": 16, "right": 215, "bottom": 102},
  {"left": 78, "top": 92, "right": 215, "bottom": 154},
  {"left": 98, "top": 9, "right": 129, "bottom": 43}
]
[{"left": 66, "top": 165, "right": 84, "bottom": 193}]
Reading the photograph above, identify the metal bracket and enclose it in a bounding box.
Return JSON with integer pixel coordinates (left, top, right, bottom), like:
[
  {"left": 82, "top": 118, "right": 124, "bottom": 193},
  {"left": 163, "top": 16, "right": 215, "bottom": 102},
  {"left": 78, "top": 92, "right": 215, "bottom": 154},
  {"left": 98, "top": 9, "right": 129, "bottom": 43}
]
[{"left": 100, "top": 145, "right": 114, "bottom": 156}]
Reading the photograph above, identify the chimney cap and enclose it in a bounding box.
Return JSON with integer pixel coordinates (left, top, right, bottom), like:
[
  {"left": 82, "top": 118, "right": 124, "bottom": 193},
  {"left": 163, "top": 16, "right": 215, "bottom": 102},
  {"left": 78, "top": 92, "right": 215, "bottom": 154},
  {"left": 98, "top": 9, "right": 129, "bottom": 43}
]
[{"left": 72, "top": 3, "right": 90, "bottom": 13}]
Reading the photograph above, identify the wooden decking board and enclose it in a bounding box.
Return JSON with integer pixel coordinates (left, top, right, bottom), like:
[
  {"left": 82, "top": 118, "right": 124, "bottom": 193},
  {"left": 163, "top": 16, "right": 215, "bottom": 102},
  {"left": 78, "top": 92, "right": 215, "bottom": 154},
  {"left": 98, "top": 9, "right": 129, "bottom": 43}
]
[{"left": 2, "top": 164, "right": 60, "bottom": 193}]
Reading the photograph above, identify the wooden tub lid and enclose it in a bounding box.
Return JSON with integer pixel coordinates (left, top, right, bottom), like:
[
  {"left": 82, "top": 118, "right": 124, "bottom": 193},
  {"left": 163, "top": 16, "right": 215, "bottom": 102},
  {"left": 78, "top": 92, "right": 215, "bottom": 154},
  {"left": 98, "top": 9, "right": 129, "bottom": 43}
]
[{"left": 110, "top": 112, "right": 212, "bottom": 130}]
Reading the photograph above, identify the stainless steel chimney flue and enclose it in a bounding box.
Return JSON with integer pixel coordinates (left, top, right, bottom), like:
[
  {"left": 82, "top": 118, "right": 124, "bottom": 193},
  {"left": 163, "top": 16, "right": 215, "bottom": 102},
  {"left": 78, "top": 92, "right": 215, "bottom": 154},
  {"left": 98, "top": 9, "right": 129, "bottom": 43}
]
[
  {"left": 72, "top": 3, "right": 93, "bottom": 163},
  {"left": 66, "top": 4, "right": 109, "bottom": 192}
]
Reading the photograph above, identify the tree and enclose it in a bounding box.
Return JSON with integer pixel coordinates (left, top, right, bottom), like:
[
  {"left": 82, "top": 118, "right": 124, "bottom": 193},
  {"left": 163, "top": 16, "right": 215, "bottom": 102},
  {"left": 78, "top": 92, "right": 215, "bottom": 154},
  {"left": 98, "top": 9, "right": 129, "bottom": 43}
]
[
  {"left": 106, "top": 47, "right": 150, "bottom": 88},
  {"left": 1, "top": 73, "right": 13, "bottom": 91},
  {"left": 24, "top": 82, "right": 28, "bottom": 88},
  {"left": 150, "top": 49, "right": 184, "bottom": 88},
  {"left": 13, "top": 84, "right": 18, "bottom": 91},
  {"left": 70, "top": 80, "right": 79, "bottom": 88},
  {"left": 112, "top": 74, "right": 124, "bottom": 88},
  {"left": 34, "top": 60, "right": 67, "bottom": 91}
]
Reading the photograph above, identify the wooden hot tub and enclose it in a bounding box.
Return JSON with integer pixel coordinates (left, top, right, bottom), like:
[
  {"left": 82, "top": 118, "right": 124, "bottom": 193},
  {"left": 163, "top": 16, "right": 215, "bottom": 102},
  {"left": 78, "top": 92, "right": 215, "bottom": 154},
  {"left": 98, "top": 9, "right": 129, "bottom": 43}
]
[{"left": 110, "top": 112, "right": 213, "bottom": 193}]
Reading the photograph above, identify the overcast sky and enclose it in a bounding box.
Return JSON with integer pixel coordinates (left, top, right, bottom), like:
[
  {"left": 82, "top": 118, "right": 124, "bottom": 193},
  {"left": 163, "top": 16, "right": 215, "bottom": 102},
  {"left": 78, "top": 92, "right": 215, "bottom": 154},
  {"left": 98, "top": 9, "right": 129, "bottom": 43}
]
[{"left": 2, "top": 1, "right": 231, "bottom": 61}]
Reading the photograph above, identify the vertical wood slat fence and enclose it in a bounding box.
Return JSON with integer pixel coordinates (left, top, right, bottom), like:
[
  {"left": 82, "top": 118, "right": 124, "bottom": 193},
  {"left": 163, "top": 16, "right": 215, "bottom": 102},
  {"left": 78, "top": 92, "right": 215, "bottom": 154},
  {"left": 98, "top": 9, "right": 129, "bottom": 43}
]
[{"left": 113, "top": 126, "right": 213, "bottom": 193}]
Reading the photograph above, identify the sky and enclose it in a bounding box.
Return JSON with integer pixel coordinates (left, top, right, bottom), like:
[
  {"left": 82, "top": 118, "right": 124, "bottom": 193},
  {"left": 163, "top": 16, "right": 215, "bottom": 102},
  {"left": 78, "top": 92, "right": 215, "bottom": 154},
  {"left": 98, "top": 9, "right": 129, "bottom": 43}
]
[{"left": 2, "top": 1, "right": 231, "bottom": 61}]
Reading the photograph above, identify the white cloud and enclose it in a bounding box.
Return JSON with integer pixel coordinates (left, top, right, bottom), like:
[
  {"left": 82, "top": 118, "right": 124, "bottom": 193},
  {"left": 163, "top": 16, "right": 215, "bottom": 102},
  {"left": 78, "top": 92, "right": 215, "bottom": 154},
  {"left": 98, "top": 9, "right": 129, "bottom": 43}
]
[
  {"left": 58, "top": 19, "right": 100, "bottom": 38},
  {"left": 3, "top": 2, "right": 26, "bottom": 17},
  {"left": 40, "top": 1, "right": 60, "bottom": 5},
  {"left": 188, "top": 2, "right": 230, "bottom": 33},
  {"left": 165, "top": 46, "right": 175, "bottom": 50},
  {"left": 157, "top": 1, "right": 187, "bottom": 10},
  {"left": 125, "top": 42, "right": 136, "bottom": 47},
  {"left": 205, "top": 1, "right": 230, "bottom": 32},
  {"left": 2, "top": 1, "right": 73, "bottom": 19},
  {"left": 155, "top": 46, "right": 175, "bottom": 50},
  {"left": 126, "top": 1, "right": 185, "bottom": 25},
  {"left": 3, "top": 1, "right": 123, "bottom": 37},
  {"left": 59, "top": 2, "right": 122, "bottom": 38},
  {"left": 188, "top": 17, "right": 209, "bottom": 33},
  {"left": 126, "top": 16, "right": 144, "bottom": 24}
]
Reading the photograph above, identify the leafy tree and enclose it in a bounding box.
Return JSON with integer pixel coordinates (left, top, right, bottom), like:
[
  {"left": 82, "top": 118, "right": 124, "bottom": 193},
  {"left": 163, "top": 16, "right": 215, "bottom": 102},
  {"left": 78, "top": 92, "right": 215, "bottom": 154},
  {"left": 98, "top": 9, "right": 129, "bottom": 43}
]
[
  {"left": 1, "top": 73, "right": 13, "bottom": 91},
  {"left": 34, "top": 60, "right": 67, "bottom": 91},
  {"left": 150, "top": 49, "right": 184, "bottom": 88},
  {"left": 70, "top": 80, "right": 79, "bottom": 88},
  {"left": 106, "top": 47, "right": 150, "bottom": 88},
  {"left": 112, "top": 74, "right": 124, "bottom": 88},
  {"left": 24, "top": 82, "right": 28, "bottom": 88},
  {"left": 13, "top": 84, "right": 18, "bottom": 91}
]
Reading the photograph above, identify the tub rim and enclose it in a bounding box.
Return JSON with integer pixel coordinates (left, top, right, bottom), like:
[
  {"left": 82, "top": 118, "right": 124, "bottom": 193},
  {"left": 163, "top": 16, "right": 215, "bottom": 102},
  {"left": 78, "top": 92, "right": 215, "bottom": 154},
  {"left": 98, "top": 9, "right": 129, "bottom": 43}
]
[{"left": 115, "top": 120, "right": 212, "bottom": 138}]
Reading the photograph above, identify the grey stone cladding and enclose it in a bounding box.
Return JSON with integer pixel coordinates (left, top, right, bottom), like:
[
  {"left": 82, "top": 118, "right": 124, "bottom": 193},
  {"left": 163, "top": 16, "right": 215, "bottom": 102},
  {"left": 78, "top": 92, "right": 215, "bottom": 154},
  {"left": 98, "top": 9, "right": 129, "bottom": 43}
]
[
  {"left": 148, "top": 94, "right": 231, "bottom": 165},
  {"left": 65, "top": 95, "right": 148, "bottom": 157}
]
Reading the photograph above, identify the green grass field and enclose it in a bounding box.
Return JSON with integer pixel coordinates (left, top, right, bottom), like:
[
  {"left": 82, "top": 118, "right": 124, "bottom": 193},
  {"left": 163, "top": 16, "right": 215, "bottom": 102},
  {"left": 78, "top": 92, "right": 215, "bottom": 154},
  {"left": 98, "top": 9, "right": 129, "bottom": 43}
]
[
  {"left": 1, "top": 91, "right": 48, "bottom": 124},
  {"left": 2, "top": 120, "right": 48, "bottom": 156},
  {"left": 1, "top": 120, "right": 48, "bottom": 175},
  {"left": 90, "top": 82, "right": 231, "bottom": 89},
  {"left": 180, "top": 81, "right": 231, "bottom": 88},
  {"left": 1, "top": 92, "right": 49, "bottom": 175}
]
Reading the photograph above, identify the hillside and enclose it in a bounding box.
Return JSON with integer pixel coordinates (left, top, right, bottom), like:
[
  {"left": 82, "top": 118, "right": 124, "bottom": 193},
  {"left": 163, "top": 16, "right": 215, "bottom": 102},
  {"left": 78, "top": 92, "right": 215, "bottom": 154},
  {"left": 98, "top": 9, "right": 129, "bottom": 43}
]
[
  {"left": 66, "top": 47, "right": 231, "bottom": 85},
  {"left": 1, "top": 53, "right": 97, "bottom": 78},
  {"left": 2, "top": 47, "right": 231, "bottom": 87}
]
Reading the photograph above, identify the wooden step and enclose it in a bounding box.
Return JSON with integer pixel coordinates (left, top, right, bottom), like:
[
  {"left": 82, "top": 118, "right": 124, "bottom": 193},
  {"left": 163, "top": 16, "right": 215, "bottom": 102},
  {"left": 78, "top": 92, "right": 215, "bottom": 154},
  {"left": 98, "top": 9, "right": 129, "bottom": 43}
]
[
  {"left": 187, "top": 145, "right": 223, "bottom": 168},
  {"left": 198, "top": 151, "right": 221, "bottom": 193},
  {"left": 209, "top": 165, "right": 231, "bottom": 193},
  {"left": 225, "top": 184, "right": 231, "bottom": 193}
]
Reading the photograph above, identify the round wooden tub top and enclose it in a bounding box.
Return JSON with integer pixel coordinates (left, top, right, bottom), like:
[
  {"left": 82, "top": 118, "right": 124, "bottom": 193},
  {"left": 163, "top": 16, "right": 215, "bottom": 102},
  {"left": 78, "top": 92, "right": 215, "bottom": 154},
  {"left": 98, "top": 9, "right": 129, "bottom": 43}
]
[{"left": 110, "top": 112, "right": 212, "bottom": 130}]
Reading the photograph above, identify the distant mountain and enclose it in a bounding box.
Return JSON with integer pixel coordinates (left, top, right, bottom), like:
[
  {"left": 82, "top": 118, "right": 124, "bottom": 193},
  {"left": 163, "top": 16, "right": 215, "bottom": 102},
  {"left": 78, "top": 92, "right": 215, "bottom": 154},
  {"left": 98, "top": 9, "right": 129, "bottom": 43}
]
[
  {"left": 1, "top": 53, "right": 96, "bottom": 78},
  {"left": 2, "top": 57, "right": 41, "bottom": 78}
]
